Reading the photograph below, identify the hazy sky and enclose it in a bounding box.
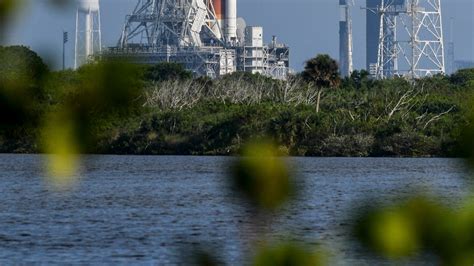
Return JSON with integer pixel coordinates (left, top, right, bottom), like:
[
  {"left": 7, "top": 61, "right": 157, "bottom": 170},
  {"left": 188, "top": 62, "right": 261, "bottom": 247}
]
[{"left": 4, "top": 0, "right": 473, "bottom": 71}]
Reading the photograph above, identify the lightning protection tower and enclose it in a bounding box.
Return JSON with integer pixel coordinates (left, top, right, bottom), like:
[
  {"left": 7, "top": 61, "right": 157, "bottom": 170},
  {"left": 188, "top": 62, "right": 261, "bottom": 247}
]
[
  {"left": 75, "top": 0, "right": 102, "bottom": 69},
  {"left": 374, "top": 0, "right": 445, "bottom": 79}
]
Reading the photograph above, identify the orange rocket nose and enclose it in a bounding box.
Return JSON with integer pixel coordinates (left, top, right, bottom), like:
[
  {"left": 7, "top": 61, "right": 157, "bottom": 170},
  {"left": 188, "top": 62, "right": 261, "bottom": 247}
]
[{"left": 212, "top": 0, "right": 224, "bottom": 19}]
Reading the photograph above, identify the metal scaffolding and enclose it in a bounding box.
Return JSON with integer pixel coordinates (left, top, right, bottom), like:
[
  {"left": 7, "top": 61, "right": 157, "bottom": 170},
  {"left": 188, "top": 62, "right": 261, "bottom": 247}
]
[
  {"left": 111, "top": 0, "right": 227, "bottom": 77},
  {"left": 373, "top": 0, "right": 445, "bottom": 79},
  {"left": 118, "top": 0, "right": 223, "bottom": 48},
  {"left": 103, "top": 0, "right": 290, "bottom": 79}
]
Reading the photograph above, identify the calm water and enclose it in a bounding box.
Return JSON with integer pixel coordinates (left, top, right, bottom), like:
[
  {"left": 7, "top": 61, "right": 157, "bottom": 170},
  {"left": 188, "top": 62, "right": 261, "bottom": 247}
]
[{"left": 0, "top": 155, "right": 470, "bottom": 264}]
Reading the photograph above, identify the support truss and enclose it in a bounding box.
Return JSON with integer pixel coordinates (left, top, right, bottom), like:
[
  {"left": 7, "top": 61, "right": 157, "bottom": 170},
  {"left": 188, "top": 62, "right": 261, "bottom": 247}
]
[
  {"left": 375, "top": 0, "right": 445, "bottom": 79},
  {"left": 118, "top": 0, "right": 223, "bottom": 49}
]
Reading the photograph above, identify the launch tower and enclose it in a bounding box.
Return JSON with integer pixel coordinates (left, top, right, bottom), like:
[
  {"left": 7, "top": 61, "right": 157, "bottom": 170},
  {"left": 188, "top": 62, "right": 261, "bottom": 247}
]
[{"left": 105, "top": 0, "right": 290, "bottom": 79}]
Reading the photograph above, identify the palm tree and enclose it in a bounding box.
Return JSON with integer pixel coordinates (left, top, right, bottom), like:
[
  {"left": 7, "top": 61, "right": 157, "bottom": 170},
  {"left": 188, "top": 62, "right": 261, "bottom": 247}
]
[{"left": 302, "top": 54, "right": 341, "bottom": 113}]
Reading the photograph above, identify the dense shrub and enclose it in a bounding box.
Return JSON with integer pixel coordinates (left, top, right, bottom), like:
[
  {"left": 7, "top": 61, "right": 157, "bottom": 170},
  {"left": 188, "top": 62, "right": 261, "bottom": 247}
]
[
  {"left": 1, "top": 46, "right": 473, "bottom": 157},
  {"left": 0, "top": 46, "right": 49, "bottom": 127},
  {"left": 144, "top": 62, "right": 193, "bottom": 82}
]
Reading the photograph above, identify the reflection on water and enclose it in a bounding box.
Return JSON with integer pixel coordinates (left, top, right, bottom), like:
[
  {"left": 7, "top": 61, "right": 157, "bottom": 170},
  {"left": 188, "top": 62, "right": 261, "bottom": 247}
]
[{"left": 0, "top": 155, "right": 468, "bottom": 264}]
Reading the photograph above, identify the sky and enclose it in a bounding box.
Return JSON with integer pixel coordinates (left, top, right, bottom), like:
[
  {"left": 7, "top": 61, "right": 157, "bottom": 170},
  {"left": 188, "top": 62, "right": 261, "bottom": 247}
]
[{"left": 3, "top": 0, "right": 473, "bottom": 71}]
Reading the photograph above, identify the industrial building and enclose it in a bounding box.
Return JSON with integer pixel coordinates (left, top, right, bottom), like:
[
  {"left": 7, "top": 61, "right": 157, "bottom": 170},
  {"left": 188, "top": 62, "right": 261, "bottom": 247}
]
[{"left": 101, "top": 0, "right": 290, "bottom": 79}]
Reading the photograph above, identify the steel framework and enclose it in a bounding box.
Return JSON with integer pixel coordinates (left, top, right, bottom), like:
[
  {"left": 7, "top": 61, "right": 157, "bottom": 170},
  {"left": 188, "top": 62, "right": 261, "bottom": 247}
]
[
  {"left": 118, "top": 0, "right": 223, "bottom": 48},
  {"left": 374, "top": 0, "right": 445, "bottom": 79},
  {"left": 106, "top": 0, "right": 291, "bottom": 79},
  {"left": 113, "top": 0, "right": 231, "bottom": 78}
]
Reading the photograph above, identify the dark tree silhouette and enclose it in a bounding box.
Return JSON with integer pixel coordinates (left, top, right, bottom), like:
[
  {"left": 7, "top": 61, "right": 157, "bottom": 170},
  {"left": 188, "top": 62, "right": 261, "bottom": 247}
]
[
  {"left": 144, "top": 62, "right": 193, "bottom": 82},
  {"left": 302, "top": 54, "right": 340, "bottom": 113},
  {"left": 0, "top": 45, "right": 49, "bottom": 126}
]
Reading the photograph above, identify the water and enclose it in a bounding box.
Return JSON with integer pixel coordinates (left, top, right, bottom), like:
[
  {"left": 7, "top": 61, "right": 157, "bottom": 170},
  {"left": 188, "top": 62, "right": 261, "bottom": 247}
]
[{"left": 0, "top": 155, "right": 470, "bottom": 264}]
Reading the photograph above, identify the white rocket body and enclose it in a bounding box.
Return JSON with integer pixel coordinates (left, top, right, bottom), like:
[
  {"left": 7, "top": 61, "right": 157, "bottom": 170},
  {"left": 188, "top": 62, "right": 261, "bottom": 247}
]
[
  {"left": 210, "top": 0, "right": 237, "bottom": 43},
  {"left": 225, "top": 0, "right": 237, "bottom": 42}
]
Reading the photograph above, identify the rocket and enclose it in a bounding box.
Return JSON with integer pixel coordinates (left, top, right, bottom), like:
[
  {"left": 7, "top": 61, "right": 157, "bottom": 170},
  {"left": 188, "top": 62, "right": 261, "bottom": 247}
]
[
  {"left": 225, "top": 0, "right": 237, "bottom": 42},
  {"left": 210, "top": 0, "right": 224, "bottom": 39},
  {"left": 339, "top": 0, "right": 353, "bottom": 77},
  {"left": 210, "top": 0, "right": 237, "bottom": 42}
]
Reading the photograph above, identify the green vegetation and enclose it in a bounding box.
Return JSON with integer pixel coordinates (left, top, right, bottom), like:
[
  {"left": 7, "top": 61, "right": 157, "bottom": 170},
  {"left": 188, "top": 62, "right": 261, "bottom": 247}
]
[
  {"left": 1, "top": 45, "right": 473, "bottom": 157},
  {"left": 302, "top": 54, "right": 341, "bottom": 113},
  {"left": 144, "top": 62, "right": 193, "bottom": 82}
]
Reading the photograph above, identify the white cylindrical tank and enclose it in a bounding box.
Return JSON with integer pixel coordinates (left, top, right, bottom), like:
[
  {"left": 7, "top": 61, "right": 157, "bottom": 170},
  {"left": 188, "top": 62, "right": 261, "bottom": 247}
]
[
  {"left": 75, "top": 0, "right": 101, "bottom": 69},
  {"left": 225, "top": 0, "right": 237, "bottom": 42},
  {"left": 77, "top": 0, "right": 100, "bottom": 12}
]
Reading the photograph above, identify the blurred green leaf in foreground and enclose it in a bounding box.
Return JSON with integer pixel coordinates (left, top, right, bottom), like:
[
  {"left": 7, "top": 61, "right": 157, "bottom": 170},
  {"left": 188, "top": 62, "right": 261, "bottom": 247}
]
[
  {"left": 253, "top": 242, "right": 327, "bottom": 266},
  {"left": 0, "top": 46, "right": 49, "bottom": 127},
  {"left": 39, "top": 60, "right": 144, "bottom": 187},
  {"left": 230, "top": 140, "right": 296, "bottom": 210},
  {"left": 354, "top": 195, "right": 474, "bottom": 264},
  {"left": 0, "top": 0, "right": 23, "bottom": 40}
]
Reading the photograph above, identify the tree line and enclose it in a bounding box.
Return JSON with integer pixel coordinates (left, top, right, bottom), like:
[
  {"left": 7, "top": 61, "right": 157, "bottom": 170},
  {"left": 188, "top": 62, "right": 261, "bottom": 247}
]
[{"left": 1, "top": 45, "right": 473, "bottom": 157}]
